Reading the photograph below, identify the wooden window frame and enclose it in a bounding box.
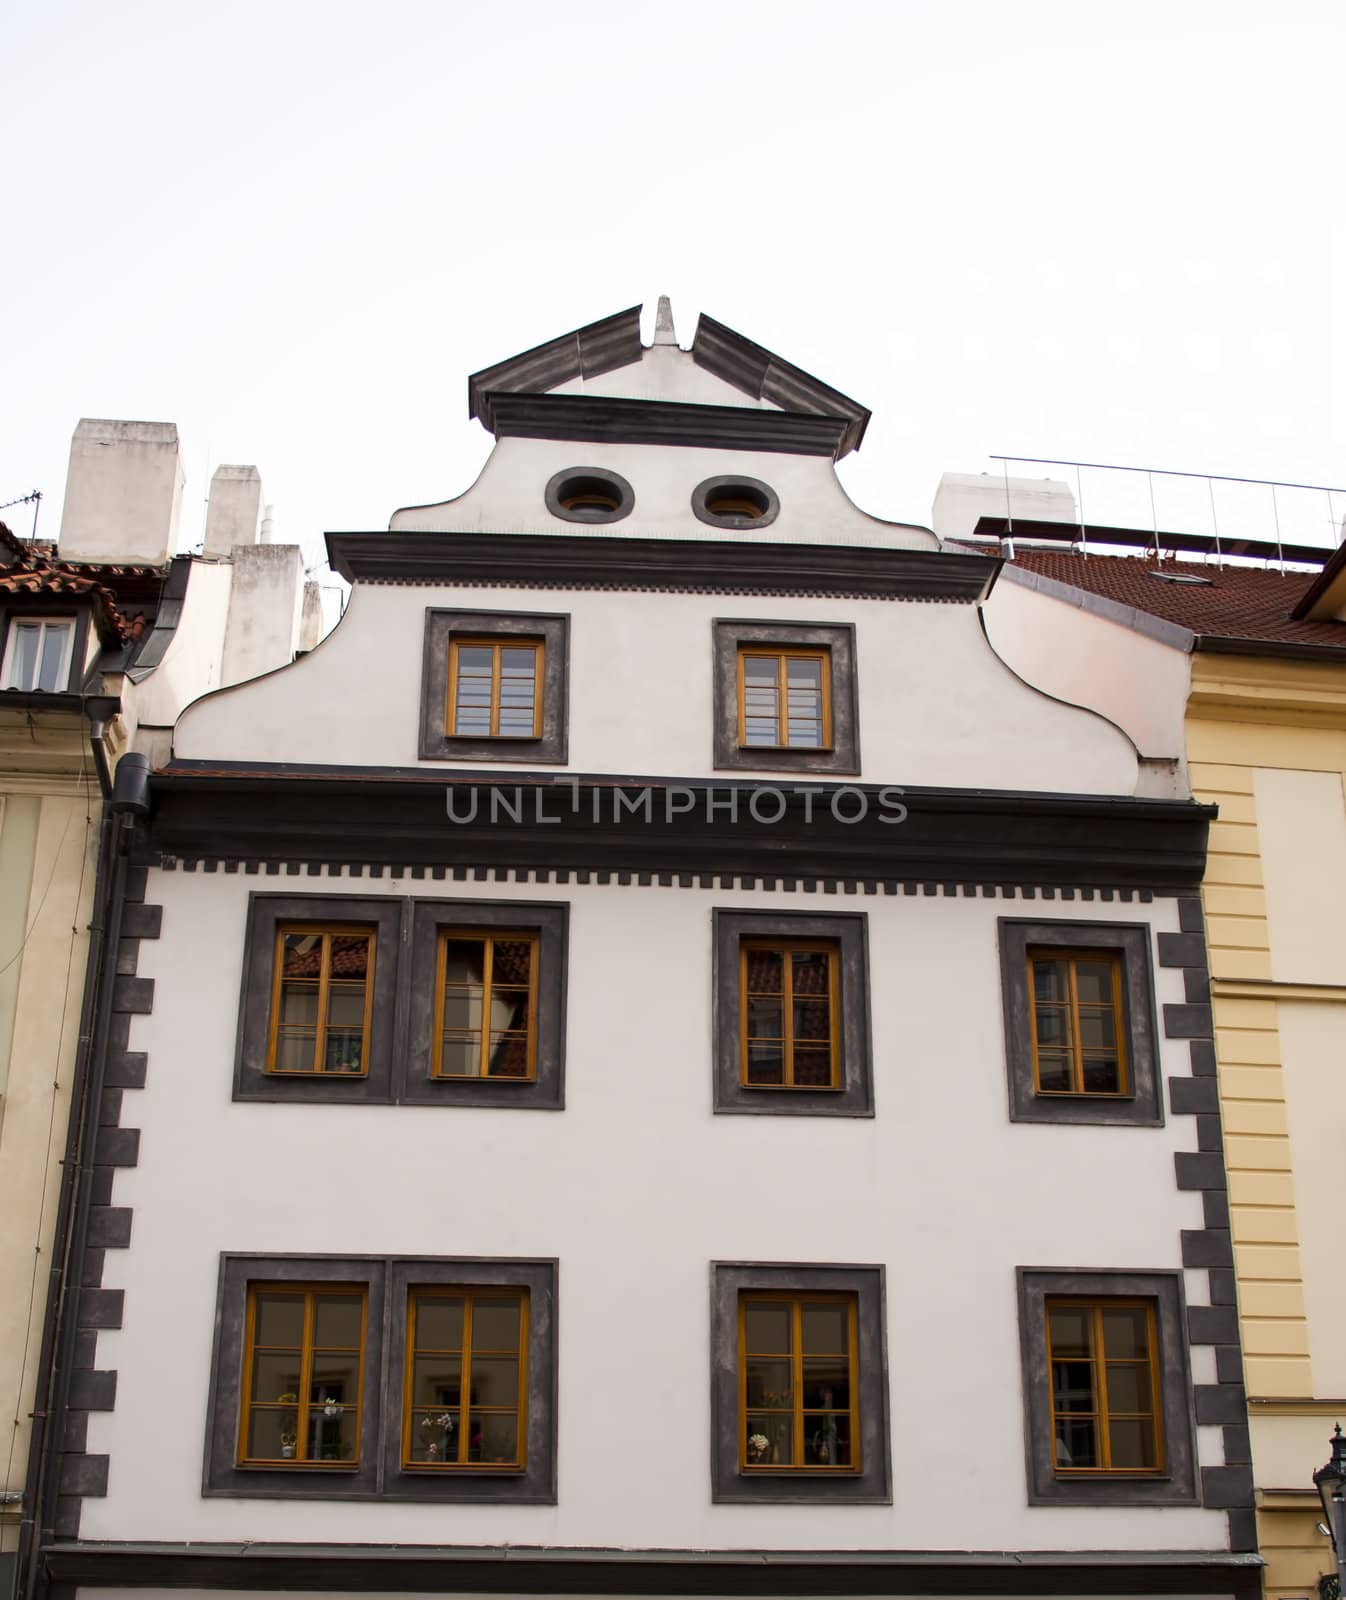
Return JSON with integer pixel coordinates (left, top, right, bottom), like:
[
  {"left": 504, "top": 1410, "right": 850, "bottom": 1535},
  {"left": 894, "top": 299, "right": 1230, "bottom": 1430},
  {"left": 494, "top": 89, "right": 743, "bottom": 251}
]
[
  {"left": 402, "top": 1287, "right": 530, "bottom": 1472},
  {"left": 735, "top": 646, "right": 833, "bottom": 752},
  {"left": 737, "top": 1291, "right": 860, "bottom": 1474},
  {"left": 420, "top": 609, "right": 569, "bottom": 765},
  {"left": 1017, "top": 1268, "right": 1198, "bottom": 1507},
  {"left": 738, "top": 940, "right": 841, "bottom": 1091},
  {"left": 432, "top": 929, "right": 540, "bottom": 1082},
  {"left": 0, "top": 613, "right": 78, "bottom": 693},
  {"left": 711, "top": 1262, "right": 890, "bottom": 1504},
  {"left": 205, "top": 1255, "right": 557, "bottom": 1503},
  {"left": 1045, "top": 1296, "right": 1164, "bottom": 1476},
  {"left": 238, "top": 1284, "right": 368, "bottom": 1468},
  {"left": 712, "top": 620, "right": 859, "bottom": 776},
  {"left": 713, "top": 910, "right": 873, "bottom": 1118},
  {"left": 446, "top": 637, "right": 544, "bottom": 741},
  {"left": 1027, "top": 947, "right": 1128, "bottom": 1098},
  {"left": 998, "top": 920, "right": 1163, "bottom": 1128},
  {"left": 265, "top": 923, "right": 376, "bottom": 1077}
]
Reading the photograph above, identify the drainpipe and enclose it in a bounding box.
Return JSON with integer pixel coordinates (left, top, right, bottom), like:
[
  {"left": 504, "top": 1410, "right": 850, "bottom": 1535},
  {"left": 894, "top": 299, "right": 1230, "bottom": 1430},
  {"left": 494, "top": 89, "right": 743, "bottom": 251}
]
[{"left": 17, "top": 754, "right": 150, "bottom": 1600}]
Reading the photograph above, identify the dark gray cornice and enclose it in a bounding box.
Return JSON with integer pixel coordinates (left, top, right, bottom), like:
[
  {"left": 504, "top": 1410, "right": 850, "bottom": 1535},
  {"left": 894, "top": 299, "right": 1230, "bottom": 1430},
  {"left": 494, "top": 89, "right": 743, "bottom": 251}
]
[
  {"left": 326, "top": 530, "right": 993, "bottom": 601},
  {"left": 467, "top": 307, "right": 642, "bottom": 423},
  {"left": 41, "top": 1540, "right": 1264, "bottom": 1596},
  {"left": 692, "top": 313, "right": 870, "bottom": 456},
  {"left": 142, "top": 771, "right": 1214, "bottom": 895},
  {"left": 479, "top": 392, "right": 853, "bottom": 458}
]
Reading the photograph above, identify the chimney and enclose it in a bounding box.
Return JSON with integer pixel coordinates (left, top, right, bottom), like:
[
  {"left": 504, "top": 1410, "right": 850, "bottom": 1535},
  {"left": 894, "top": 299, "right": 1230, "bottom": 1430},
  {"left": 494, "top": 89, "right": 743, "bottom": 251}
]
[
  {"left": 932, "top": 472, "right": 1077, "bottom": 544},
  {"left": 58, "top": 419, "right": 185, "bottom": 567},
  {"left": 203, "top": 465, "right": 264, "bottom": 558}
]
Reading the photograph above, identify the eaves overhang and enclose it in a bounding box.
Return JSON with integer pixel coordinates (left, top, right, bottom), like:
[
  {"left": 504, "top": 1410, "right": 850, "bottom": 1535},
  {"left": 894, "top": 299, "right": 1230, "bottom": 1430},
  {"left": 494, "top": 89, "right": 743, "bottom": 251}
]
[{"left": 325, "top": 530, "right": 999, "bottom": 602}]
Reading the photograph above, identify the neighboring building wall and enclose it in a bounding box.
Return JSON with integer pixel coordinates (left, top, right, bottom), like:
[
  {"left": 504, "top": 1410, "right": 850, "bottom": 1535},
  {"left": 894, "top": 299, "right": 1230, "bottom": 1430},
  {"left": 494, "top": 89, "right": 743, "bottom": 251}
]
[
  {"left": 219, "top": 545, "right": 305, "bottom": 688},
  {"left": 1187, "top": 652, "right": 1346, "bottom": 1598},
  {"left": 0, "top": 726, "right": 104, "bottom": 1571}
]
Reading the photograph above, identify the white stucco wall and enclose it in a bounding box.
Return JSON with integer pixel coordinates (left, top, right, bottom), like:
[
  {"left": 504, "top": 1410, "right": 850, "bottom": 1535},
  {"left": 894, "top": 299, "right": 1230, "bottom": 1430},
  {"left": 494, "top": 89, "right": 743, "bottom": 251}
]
[
  {"left": 83, "top": 872, "right": 1226, "bottom": 1552},
  {"left": 131, "top": 561, "right": 235, "bottom": 732},
  {"left": 391, "top": 437, "right": 936, "bottom": 551},
  {"left": 979, "top": 572, "right": 1193, "bottom": 767},
  {"left": 173, "top": 582, "right": 1140, "bottom": 795}
]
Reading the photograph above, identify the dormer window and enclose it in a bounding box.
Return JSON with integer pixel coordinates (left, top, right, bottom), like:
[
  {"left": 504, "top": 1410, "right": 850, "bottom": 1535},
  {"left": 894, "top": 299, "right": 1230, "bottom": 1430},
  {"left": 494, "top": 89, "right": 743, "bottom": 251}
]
[{"left": 1, "top": 616, "right": 76, "bottom": 692}]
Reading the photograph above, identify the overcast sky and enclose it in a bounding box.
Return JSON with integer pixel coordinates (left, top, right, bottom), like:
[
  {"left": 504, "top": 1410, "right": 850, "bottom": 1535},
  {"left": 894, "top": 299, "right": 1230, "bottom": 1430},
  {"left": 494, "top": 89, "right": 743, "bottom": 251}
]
[{"left": 3, "top": 0, "right": 1343, "bottom": 584}]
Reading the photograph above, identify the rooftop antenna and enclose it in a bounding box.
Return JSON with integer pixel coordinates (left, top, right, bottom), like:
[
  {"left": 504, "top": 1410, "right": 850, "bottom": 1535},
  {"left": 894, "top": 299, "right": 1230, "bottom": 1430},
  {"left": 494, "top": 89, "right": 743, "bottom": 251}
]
[
  {"left": 1147, "top": 472, "right": 1162, "bottom": 562},
  {"left": 1208, "top": 478, "right": 1222, "bottom": 569},
  {"left": 652, "top": 295, "right": 677, "bottom": 346},
  {"left": 1271, "top": 484, "right": 1284, "bottom": 574},
  {"left": 1075, "top": 464, "right": 1088, "bottom": 559},
  {"left": 999, "top": 460, "right": 1015, "bottom": 560}
]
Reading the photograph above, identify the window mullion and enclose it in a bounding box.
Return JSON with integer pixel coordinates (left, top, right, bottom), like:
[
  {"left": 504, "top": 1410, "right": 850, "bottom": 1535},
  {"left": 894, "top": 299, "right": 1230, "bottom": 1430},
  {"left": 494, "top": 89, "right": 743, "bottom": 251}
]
[
  {"left": 821, "top": 651, "right": 833, "bottom": 748},
  {"left": 1067, "top": 959, "right": 1084, "bottom": 1094},
  {"left": 783, "top": 951, "right": 795, "bottom": 1086},
  {"left": 1093, "top": 1305, "right": 1111, "bottom": 1469},
  {"left": 792, "top": 1300, "right": 804, "bottom": 1467},
  {"left": 460, "top": 1295, "right": 474, "bottom": 1464},
  {"left": 315, "top": 936, "right": 332, "bottom": 1074},
  {"left": 828, "top": 948, "right": 840, "bottom": 1086},
  {"left": 777, "top": 655, "right": 788, "bottom": 745},
  {"left": 489, "top": 646, "right": 502, "bottom": 736},
  {"left": 298, "top": 1291, "right": 316, "bottom": 1462},
  {"left": 480, "top": 938, "right": 495, "bottom": 1077}
]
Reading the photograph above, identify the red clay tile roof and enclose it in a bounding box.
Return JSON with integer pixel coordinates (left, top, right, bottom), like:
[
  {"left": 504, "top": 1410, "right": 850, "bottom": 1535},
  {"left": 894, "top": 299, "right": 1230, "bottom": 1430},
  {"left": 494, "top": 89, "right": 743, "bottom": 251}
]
[
  {"left": 1002, "top": 548, "right": 1346, "bottom": 653},
  {"left": 0, "top": 529, "right": 164, "bottom": 645}
]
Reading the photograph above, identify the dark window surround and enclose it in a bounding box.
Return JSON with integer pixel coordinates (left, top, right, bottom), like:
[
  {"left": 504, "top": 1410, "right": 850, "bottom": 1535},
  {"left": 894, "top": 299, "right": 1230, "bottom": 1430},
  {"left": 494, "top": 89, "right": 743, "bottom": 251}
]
[
  {"left": 691, "top": 475, "right": 780, "bottom": 531},
  {"left": 0, "top": 603, "right": 94, "bottom": 696},
  {"left": 1017, "top": 1267, "right": 1198, "bottom": 1507},
  {"left": 420, "top": 608, "right": 569, "bottom": 765},
  {"left": 712, "top": 620, "right": 859, "bottom": 776},
  {"left": 710, "top": 1262, "right": 890, "bottom": 1504},
  {"left": 544, "top": 466, "right": 634, "bottom": 525},
  {"left": 405, "top": 899, "right": 567, "bottom": 1109},
  {"left": 998, "top": 919, "right": 1163, "bottom": 1127},
  {"left": 712, "top": 910, "right": 873, "bottom": 1118},
  {"left": 203, "top": 1255, "right": 557, "bottom": 1503},
  {"left": 234, "top": 894, "right": 568, "bottom": 1109}
]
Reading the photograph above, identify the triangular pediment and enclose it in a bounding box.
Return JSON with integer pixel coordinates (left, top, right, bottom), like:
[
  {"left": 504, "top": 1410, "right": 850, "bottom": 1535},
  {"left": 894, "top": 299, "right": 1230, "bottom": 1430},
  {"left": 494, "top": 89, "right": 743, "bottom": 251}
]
[{"left": 467, "top": 300, "right": 870, "bottom": 457}]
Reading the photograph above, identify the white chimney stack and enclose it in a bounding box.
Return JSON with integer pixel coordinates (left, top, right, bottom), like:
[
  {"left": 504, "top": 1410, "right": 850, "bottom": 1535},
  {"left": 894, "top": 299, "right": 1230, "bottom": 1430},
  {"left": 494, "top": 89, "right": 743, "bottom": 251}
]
[
  {"left": 58, "top": 419, "right": 185, "bottom": 568},
  {"left": 203, "top": 465, "right": 264, "bottom": 558}
]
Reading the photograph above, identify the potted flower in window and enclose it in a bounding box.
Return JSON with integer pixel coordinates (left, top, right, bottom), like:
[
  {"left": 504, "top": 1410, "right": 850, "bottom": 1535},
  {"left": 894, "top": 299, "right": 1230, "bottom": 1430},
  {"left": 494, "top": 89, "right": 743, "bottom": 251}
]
[
  {"left": 277, "top": 1393, "right": 298, "bottom": 1458},
  {"left": 419, "top": 1411, "right": 455, "bottom": 1461},
  {"left": 747, "top": 1431, "right": 771, "bottom": 1465}
]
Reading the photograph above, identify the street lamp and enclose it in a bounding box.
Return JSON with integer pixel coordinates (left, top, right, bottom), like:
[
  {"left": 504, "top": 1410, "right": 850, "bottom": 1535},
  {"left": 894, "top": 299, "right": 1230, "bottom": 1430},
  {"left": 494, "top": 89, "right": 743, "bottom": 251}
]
[{"left": 1314, "top": 1424, "right": 1346, "bottom": 1600}]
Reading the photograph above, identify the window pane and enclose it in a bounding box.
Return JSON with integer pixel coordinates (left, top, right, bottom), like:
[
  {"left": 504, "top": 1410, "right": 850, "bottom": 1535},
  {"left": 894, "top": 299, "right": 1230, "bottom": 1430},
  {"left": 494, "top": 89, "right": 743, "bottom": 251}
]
[
  {"left": 805, "top": 1412, "right": 850, "bottom": 1466},
  {"left": 746, "top": 949, "right": 783, "bottom": 994},
  {"left": 37, "top": 622, "right": 71, "bottom": 691},
  {"left": 498, "top": 647, "right": 536, "bottom": 677},
  {"left": 1074, "top": 961, "right": 1115, "bottom": 1004},
  {"left": 801, "top": 1357, "right": 849, "bottom": 1410},
  {"left": 443, "top": 939, "right": 486, "bottom": 986},
  {"left": 1104, "top": 1363, "right": 1149, "bottom": 1413},
  {"left": 327, "top": 988, "right": 367, "bottom": 1028},
  {"left": 745, "top": 1412, "right": 793, "bottom": 1465},
  {"left": 1102, "top": 1308, "right": 1149, "bottom": 1359},
  {"left": 7, "top": 622, "right": 40, "bottom": 690},
  {"left": 1052, "top": 1359, "right": 1096, "bottom": 1411},
  {"left": 801, "top": 1303, "right": 849, "bottom": 1355},
  {"left": 746, "top": 1043, "right": 784, "bottom": 1084},
  {"left": 1048, "top": 1306, "right": 1092, "bottom": 1359},
  {"left": 251, "top": 1351, "right": 302, "bottom": 1400},
  {"left": 469, "top": 1355, "right": 518, "bottom": 1407},
  {"left": 1033, "top": 959, "right": 1068, "bottom": 1003},
  {"left": 786, "top": 720, "right": 822, "bottom": 747},
  {"left": 306, "top": 1406, "right": 356, "bottom": 1461},
  {"left": 791, "top": 950, "right": 830, "bottom": 994},
  {"left": 1108, "top": 1417, "right": 1158, "bottom": 1469},
  {"left": 472, "top": 1298, "right": 521, "bottom": 1351},
  {"left": 793, "top": 998, "right": 830, "bottom": 1041},
  {"left": 414, "top": 1296, "right": 463, "bottom": 1352},
  {"left": 743, "top": 717, "right": 778, "bottom": 746},
  {"left": 1082, "top": 1055, "right": 1122, "bottom": 1093},
  {"left": 246, "top": 1408, "right": 291, "bottom": 1460},
  {"left": 1034, "top": 1007, "right": 1069, "bottom": 1047},
  {"left": 442, "top": 991, "right": 483, "bottom": 1031},
  {"left": 413, "top": 1354, "right": 462, "bottom": 1406},
  {"left": 486, "top": 1032, "right": 531, "bottom": 1077},
  {"left": 411, "top": 1409, "right": 458, "bottom": 1461},
  {"left": 310, "top": 1356, "right": 358, "bottom": 1405},
  {"left": 273, "top": 1033, "right": 317, "bottom": 1072},
  {"left": 493, "top": 940, "right": 534, "bottom": 986},
  {"left": 438, "top": 1036, "right": 481, "bottom": 1077},
  {"left": 791, "top": 1046, "right": 834, "bottom": 1087},
  {"left": 1055, "top": 1416, "right": 1097, "bottom": 1467},
  {"left": 1035, "top": 1051, "right": 1072, "bottom": 1092},
  {"left": 254, "top": 1292, "right": 305, "bottom": 1348},
  {"left": 744, "top": 1302, "right": 792, "bottom": 1354},
  {"left": 473, "top": 1412, "right": 518, "bottom": 1463},
  {"left": 313, "top": 1294, "right": 363, "bottom": 1349},
  {"left": 747, "top": 997, "right": 783, "bottom": 1037},
  {"left": 745, "top": 1358, "right": 792, "bottom": 1408},
  {"left": 1078, "top": 1011, "right": 1117, "bottom": 1051},
  {"left": 743, "top": 655, "right": 778, "bottom": 682},
  {"left": 457, "top": 647, "right": 494, "bottom": 674},
  {"left": 322, "top": 1033, "right": 364, "bottom": 1073}
]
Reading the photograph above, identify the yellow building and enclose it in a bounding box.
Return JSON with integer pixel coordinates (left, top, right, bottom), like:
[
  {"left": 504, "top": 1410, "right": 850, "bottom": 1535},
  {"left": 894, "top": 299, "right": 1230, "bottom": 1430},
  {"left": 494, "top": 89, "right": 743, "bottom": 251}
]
[{"left": 1003, "top": 541, "right": 1346, "bottom": 1600}]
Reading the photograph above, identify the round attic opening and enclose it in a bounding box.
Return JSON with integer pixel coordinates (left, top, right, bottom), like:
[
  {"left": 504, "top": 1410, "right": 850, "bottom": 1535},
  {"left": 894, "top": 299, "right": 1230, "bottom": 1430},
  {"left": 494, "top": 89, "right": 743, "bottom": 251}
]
[
  {"left": 692, "top": 476, "right": 780, "bottom": 530},
  {"left": 545, "top": 467, "right": 634, "bottom": 525}
]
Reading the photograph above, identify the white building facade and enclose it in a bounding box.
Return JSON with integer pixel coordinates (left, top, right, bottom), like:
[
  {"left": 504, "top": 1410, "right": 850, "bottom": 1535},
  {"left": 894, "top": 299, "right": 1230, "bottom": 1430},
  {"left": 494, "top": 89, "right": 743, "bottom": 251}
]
[{"left": 28, "top": 306, "right": 1258, "bottom": 1600}]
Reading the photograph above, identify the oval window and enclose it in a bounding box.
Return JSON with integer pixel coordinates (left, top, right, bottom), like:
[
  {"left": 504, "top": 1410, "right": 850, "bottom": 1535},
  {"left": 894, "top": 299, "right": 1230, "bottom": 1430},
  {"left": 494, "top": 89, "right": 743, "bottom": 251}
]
[
  {"left": 691, "top": 476, "right": 780, "bottom": 530},
  {"left": 544, "top": 468, "right": 634, "bottom": 524}
]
